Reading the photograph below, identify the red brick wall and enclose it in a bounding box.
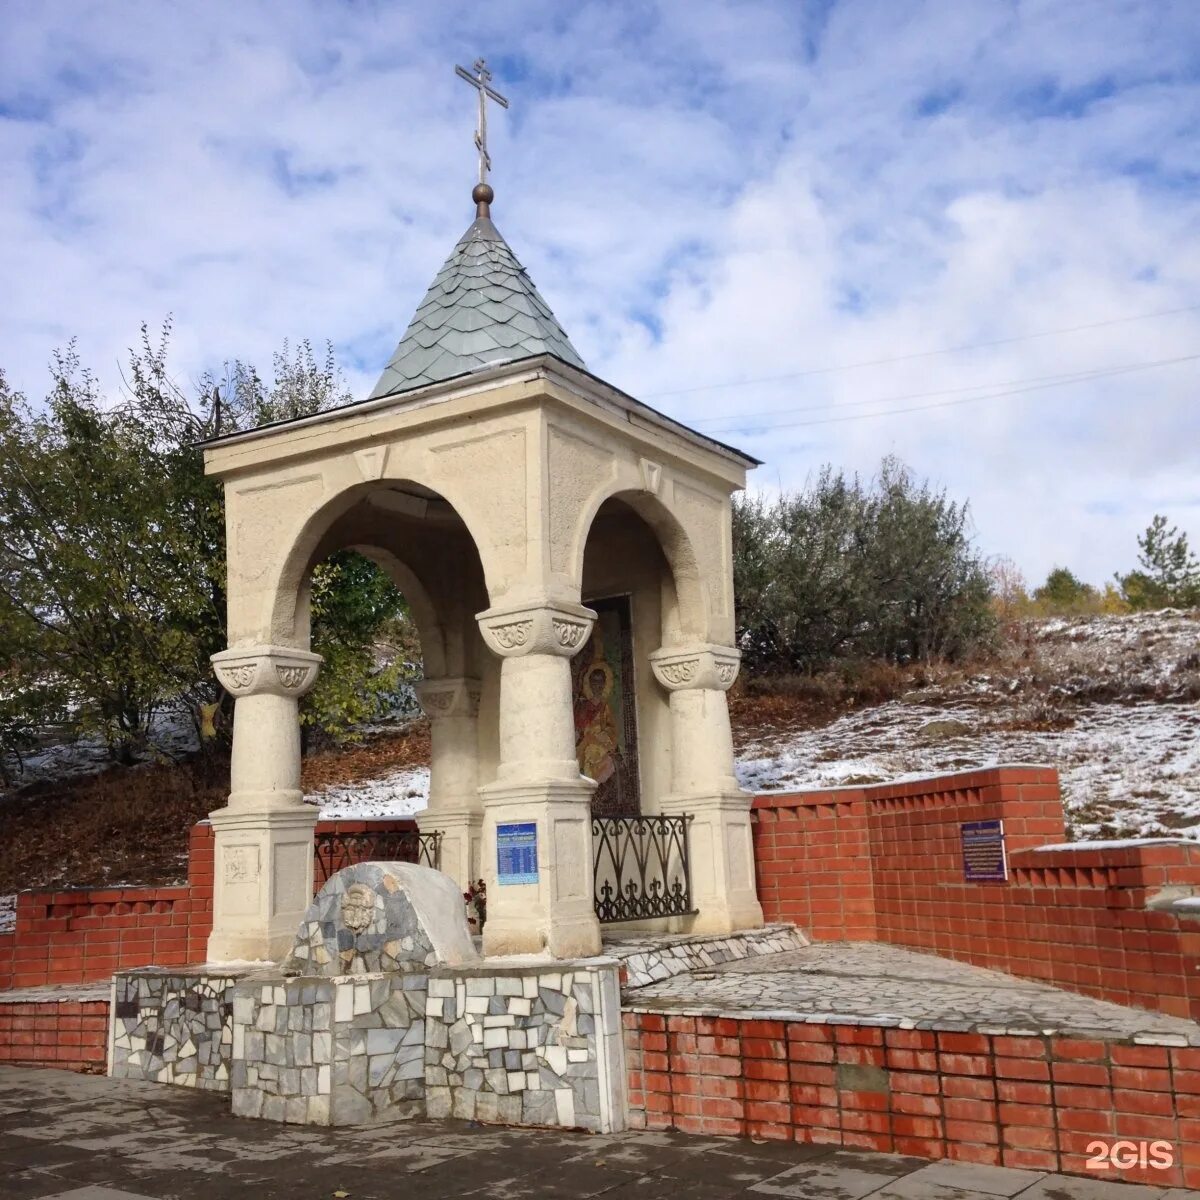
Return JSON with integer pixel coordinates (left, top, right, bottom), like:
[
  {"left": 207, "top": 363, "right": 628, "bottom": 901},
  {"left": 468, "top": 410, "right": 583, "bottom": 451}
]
[
  {"left": 0, "top": 1000, "right": 108, "bottom": 1072},
  {"left": 625, "top": 1011, "right": 1200, "bottom": 1188},
  {"left": 751, "top": 768, "right": 1200, "bottom": 1021},
  {"left": 0, "top": 818, "right": 420, "bottom": 991},
  {"left": 0, "top": 823, "right": 214, "bottom": 990}
]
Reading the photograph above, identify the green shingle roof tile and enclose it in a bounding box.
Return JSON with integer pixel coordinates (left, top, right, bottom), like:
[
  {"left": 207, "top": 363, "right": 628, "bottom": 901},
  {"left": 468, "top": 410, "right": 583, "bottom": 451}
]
[{"left": 369, "top": 213, "right": 585, "bottom": 398}]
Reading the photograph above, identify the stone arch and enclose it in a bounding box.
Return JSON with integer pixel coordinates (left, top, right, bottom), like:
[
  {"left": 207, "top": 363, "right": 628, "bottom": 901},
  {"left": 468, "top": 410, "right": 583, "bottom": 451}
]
[
  {"left": 265, "top": 479, "right": 489, "bottom": 670},
  {"left": 573, "top": 484, "right": 710, "bottom": 644}
]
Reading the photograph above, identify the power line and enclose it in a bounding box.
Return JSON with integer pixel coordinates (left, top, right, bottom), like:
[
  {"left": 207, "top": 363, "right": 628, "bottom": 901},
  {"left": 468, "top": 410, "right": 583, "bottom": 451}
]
[
  {"left": 689, "top": 359, "right": 1167, "bottom": 429},
  {"left": 712, "top": 353, "right": 1200, "bottom": 435},
  {"left": 644, "top": 303, "right": 1200, "bottom": 399}
]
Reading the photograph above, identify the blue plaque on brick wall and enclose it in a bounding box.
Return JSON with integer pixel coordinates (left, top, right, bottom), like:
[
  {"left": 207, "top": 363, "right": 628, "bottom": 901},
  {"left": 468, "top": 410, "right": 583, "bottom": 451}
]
[
  {"left": 962, "top": 819, "right": 1007, "bottom": 882},
  {"left": 497, "top": 822, "right": 538, "bottom": 886}
]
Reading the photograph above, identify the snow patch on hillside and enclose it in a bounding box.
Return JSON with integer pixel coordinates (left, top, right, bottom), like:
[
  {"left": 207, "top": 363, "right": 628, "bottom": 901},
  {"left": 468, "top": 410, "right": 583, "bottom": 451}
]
[
  {"left": 736, "top": 610, "right": 1200, "bottom": 841},
  {"left": 736, "top": 699, "right": 1200, "bottom": 839},
  {"left": 306, "top": 766, "right": 430, "bottom": 819}
]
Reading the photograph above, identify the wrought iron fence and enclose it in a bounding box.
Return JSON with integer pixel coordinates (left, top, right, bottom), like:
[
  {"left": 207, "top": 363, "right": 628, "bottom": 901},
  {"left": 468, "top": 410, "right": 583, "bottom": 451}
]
[
  {"left": 592, "top": 814, "right": 694, "bottom": 924},
  {"left": 313, "top": 828, "right": 441, "bottom": 892}
]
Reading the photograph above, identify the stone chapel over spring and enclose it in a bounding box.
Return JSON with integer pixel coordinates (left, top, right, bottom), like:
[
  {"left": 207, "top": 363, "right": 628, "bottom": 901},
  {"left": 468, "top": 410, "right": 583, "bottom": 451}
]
[{"left": 201, "top": 68, "right": 764, "bottom": 964}]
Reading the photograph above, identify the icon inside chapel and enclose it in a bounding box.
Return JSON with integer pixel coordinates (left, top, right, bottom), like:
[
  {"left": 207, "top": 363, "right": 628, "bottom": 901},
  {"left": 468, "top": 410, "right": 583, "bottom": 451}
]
[{"left": 572, "top": 597, "right": 640, "bottom": 817}]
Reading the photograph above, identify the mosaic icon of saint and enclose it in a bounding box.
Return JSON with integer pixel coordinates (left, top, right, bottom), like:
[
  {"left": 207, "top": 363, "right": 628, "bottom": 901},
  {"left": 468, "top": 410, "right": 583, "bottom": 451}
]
[{"left": 574, "top": 641, "right": 619, "bottom": 785}]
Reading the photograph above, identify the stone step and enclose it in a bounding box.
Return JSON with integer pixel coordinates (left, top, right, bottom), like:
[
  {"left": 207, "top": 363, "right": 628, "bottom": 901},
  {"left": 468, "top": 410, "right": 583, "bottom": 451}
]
[{"left": 603, "top": 923, "right": 809, "bottom": 990}]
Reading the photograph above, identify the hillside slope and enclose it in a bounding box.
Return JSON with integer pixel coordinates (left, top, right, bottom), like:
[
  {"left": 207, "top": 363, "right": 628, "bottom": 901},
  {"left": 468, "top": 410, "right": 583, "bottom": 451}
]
[
  {"left": 735, "top": 610, "right": 1200, "bottom": 839},
  {"left": 303, "top": 610, "right": 1200, "bottom": 842},
  {"left": 2, "top": 610, "right": 1196, "bottom": 899}
]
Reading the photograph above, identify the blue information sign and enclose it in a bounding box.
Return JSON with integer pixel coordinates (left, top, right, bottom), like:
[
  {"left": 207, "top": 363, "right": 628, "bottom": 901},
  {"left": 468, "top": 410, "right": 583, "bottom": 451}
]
[
  {"left": 961, "top": 819, "right": 1007, "bottom": 882},
  {"left": 497, "top": 822, "right": 539, "bottom": 886}
]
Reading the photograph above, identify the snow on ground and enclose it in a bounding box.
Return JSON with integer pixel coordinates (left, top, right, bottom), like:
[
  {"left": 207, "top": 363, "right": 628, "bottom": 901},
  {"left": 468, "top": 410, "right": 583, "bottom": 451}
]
[
  {"left": 306, "top": 766, "right": 431, "bottom": 819},
  {"left": 736, "top": 699, "right": 1200, "bottom": 840},
  {"left": 736, "top": 611, "right": 1200, "bottom": 840},
  {"left": 2, "top": 707, "right": 198, "bottom": 791}
]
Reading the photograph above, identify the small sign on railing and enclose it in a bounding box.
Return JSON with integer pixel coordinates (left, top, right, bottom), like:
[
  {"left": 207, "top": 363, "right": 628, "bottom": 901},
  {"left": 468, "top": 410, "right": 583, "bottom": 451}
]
[{"left": 961, "top": 818, "right": 1008, "bottom": 882}]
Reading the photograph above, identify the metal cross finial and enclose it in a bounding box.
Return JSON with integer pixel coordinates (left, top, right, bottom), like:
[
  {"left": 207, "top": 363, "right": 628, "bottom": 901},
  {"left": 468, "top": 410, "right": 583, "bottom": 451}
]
[{"left": 455, "top": 57, "right": 509, "bottom": 201}]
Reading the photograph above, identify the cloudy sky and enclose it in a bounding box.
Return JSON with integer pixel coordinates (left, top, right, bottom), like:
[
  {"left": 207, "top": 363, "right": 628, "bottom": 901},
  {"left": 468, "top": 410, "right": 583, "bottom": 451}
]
[{"left": 2, "top": 0, "right": 1198, "bottom": 586}]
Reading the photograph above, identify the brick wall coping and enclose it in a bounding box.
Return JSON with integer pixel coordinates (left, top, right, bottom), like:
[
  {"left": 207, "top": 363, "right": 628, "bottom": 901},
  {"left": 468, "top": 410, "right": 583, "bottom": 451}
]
[
  {"left": 312, "top": 817, "right": 420, "bottom": 832},
  {"left": 0, "top": 983, "right": 110, "bottom": 1004},
  {"left": 1031, "top": 837, "right": 1197, "bottom": 851},
  {"left": 752, "top": 764, "right": 1058, "bottom": 809},
  {"left": 622, "top": 1003, "right": 1200, "bottom": 1046},
  {"left": 1010, "top": 842, "right": 1200, "bottom": 869},
  {"left": 12, "top": 884, "right": 191, "bottom": 905}
]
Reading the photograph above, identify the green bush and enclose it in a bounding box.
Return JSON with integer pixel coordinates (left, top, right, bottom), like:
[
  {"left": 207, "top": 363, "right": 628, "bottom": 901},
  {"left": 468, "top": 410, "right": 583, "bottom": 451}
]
[{"left": 732, "top": 457, "right": 995, "bottom": 675}]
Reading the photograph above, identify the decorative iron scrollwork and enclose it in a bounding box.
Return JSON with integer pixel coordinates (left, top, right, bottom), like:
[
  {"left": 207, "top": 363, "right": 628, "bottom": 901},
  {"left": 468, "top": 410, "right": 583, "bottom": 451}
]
[
  {"left": 591, "top": 814, "right": 694, "bottom": 924},
  {"left": 313, "top": 829, "right": 441, "bottom": 894}
]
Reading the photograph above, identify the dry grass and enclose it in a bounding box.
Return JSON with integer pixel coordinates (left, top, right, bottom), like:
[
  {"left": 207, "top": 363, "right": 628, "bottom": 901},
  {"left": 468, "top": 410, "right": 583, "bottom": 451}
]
[
  {"left": 300, "top": 722, "right": 430, "bottom": 792},
  {"left": 0, "top": 721, "right": 434, "bottom": 894},
  {"left": 0, "top": 762, "right": 225, "bottom": 893}
]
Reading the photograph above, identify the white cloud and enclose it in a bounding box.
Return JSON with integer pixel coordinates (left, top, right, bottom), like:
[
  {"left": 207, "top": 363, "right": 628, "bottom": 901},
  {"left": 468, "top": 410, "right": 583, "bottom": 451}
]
[{"left": 1, "top": 0, "right": 1198, "bottom": 586}]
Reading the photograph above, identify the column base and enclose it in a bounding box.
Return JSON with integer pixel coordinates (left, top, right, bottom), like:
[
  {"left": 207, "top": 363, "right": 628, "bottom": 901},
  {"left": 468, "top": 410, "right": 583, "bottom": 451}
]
[
  {"left": 661, "top": 789, "right": 764, "bottom": 936},
  {"left": 479, "top": 778, "right": 602, "bottom": 960},
  {"left": 415, "top": 807, "right": 483, "bottom": 893},
  {"left": 206, "top": 805, "right": 320, "bottom": 964}
]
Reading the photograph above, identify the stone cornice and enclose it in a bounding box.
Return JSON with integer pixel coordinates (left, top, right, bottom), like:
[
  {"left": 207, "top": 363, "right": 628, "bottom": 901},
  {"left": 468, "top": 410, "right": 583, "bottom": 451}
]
[
  {"left": 414, "top": 677, "right": 482, "bottom": 720},
  {"left": 211, "top": 646, "right": 323, "bottom": 700},
  {"left": 649, "top": 644, "right": 740, "bottom": 692},
  {"left": 475, "top": 601, "right": 596, "bottom": 659}
]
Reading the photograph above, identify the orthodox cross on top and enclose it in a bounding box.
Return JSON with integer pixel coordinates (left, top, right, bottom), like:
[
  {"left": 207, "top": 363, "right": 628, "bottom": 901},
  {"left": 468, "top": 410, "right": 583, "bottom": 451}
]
[{"left": 455, "top": 58, "right": 509, "bottom": 193}]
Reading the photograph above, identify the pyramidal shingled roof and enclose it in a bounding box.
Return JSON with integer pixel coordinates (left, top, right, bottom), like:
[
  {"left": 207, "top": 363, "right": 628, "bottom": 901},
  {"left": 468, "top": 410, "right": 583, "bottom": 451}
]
[{"left": 369, "top": 212, "right": 586, "bottom": 399}]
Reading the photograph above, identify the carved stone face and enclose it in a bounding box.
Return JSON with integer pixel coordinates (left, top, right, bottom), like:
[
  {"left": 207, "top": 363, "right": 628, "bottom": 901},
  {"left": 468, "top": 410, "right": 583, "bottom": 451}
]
[{"left": 340, "top": 883, "right": 376, "bottom": 933}]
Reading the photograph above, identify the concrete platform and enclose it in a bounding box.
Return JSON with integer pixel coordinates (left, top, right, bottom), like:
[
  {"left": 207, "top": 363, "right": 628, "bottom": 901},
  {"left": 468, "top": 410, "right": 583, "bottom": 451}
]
[
  {"left": 624, "top": 940, "right": 1200, "bottom": 1043},
  {"left": 0, "top": 1064, "right": 1187, "bottom": 1199}
]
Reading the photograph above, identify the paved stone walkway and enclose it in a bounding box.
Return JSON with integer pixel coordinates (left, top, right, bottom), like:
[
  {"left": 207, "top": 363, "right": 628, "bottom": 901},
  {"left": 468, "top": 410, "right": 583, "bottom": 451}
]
[
  {"left": 627, "top": 942, "right": 1200, "bottom": 1042},
  {"left": 0, "top": 1065, "right": 1192, "bottom": 1199}
]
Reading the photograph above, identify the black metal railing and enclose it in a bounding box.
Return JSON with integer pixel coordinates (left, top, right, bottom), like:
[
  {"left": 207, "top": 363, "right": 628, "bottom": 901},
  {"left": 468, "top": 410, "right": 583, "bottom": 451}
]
[
  {"left": 592, "top": 814, "right": 694, "bottom": 924},
  {"left": 314, "top": 828, "right": 441, "bottom": 892}
]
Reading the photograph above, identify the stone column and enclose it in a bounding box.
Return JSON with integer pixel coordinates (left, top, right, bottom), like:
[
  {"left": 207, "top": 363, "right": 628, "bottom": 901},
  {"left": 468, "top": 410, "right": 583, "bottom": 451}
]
[
  {"left": 207, "top": 645, "right": 323, "bottom": 962},
  {"left": 650, "top": 644, "right": 764, "bottom": 935},
  {"left": 475, "top": 601, "right": 602, "bottom": 959},
  {"left": 413, "top": 677, "right": 483, "bottom": 891}
]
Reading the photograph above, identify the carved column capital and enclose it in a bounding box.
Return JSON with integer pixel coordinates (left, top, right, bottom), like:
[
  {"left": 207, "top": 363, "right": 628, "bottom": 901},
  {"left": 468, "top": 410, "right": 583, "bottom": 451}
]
[
  {"left": 415, "top": 676, "right": 481, "bottom": 720},
  {"left": 211, "top": 645, "right": 323, "bottom": 699},
  {"left": 475, "top": 601, "right": 596, "bottom": 659},
  {"left": 649, "top": 644, "right": 741, "bottom": 692}
]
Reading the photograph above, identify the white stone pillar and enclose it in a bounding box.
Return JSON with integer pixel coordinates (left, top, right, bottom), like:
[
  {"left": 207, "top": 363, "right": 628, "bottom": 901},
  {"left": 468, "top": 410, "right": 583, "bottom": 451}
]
[
  {"left": 207, "top": 645, "right": 323, "bottom": 962},
  {"left": 475, "top": 602, "right": 602, "bottom": 959},
  {"left": 413, "top": 677, "right": 483, "bottom": 891},
  {"left": 650, "top": 644, "right": 764, "bottom": 935}
]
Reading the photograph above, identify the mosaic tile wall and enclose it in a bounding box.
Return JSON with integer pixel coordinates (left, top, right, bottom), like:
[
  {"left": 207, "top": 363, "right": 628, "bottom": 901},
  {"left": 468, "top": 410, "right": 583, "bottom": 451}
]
[
  {"left": 109, "top": 968, "right": 252, "bottom": 1090},
  {"left": 423, "top": 960, "right": 626, "bottom": 1132},
  {"left": 109, "top": 863, "right": 625, "bottom": 1130},
  {"left": 281, "top": 860, "right": 475, "bottom": 977},
  {"left": 230, "top": 972, "right": 428, "bottom": 1126},
  {"left": 608, "top": 924, "right": 809, "bottom": 989}
]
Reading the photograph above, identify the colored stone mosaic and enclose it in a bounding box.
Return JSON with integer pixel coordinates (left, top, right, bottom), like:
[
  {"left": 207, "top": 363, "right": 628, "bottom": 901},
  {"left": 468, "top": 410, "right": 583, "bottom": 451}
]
[
  {"left": 281, "top": 861, "right": 477, "bottom": 977},
  {"left": 109, "top": 967, "right": 257, "bottom": 1090},
  {"left": 422, "top": 959, "right": 625, "bottom": 1132},
  {"left": 605, "top": 923, "right": 808, "bottom": 989},
  {"left": 230, "top": 972, "right": 428, "bottom": 1125},
  {"left": 109, "top": 864, "right": 626, "bottom": 1131}
]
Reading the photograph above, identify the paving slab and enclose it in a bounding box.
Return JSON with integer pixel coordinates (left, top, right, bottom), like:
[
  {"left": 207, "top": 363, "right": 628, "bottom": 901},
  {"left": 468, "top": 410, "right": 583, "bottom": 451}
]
[
  {"left": 626, "top": 941, "right": 1200, "bottom": 1041},
  {"left": 882, "top": 1159, "right": 1047, "bottom": 1197},
  {"left": 0, "top": 1065, "right": 1176, "bottom": 1199}
]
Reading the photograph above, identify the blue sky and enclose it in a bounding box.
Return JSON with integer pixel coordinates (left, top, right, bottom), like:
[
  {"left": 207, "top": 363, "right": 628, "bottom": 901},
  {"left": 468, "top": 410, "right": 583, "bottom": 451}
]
[{"left": 2, "top": 0, "right": 1199, "bottom": 585}]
